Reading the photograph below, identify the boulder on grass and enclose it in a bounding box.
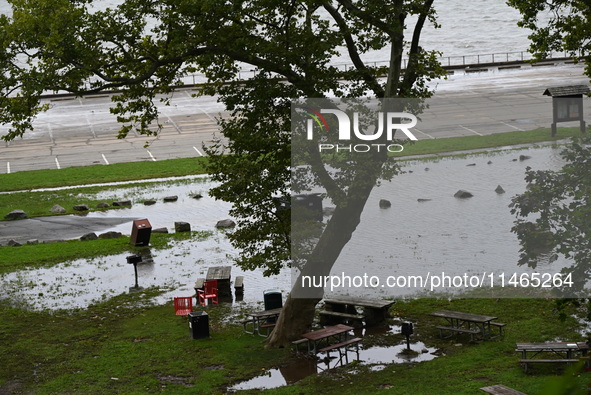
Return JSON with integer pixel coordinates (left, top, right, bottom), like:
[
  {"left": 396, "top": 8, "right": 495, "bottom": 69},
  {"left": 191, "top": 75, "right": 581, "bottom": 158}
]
[
  {"left": 98, "top": 231, "right": 122, "bottom": 239},
  {"left": 50, "top": 204, "right": 67, "bottom": 214},
  {"left": 80, "top": 232, "right": 98, "bottom": 241},
  {"left": 4, "top": 209, "right": 28, "bottom": 220}
]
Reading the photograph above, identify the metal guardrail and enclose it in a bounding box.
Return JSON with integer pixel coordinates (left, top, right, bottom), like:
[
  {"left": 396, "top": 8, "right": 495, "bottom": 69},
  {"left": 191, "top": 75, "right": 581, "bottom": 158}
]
[
  {"left": 47, "top": 50, "right": 578, "bottom": 97},
  {"left": 187, "top": 50, "right": 574, "bottom": 83}
]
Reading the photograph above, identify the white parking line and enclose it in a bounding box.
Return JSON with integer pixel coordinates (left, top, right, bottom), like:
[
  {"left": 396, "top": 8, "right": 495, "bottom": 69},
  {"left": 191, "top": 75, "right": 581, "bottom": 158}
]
[
  {"left": 102, "top": 154, "right": 109, "bottom": 165},
  {"left": 55, "top": 157, "right": 61, "bottom": 169},
  {"left": 165, "top": 113, "right": 182, "bottom": 134},
  {"left": 412, "top": 128, "right": 435, "bottom": 139},
  {"left": 459, "top": 124, "right": 483, "bottom": 136},
  {"left": 501, "top": 121, "right": 525, "bottom": 131},
  {"left": 193, "top": 146, "right": 204, "bottom": 156},
  {"left": 47, "top": 123, "right": 55, "bottom": 144},
  {"left": 147, "top": 150, "right": 156, "bottom": 161},
  {"left": 85, "top": 114, "right": 97, "bottom": 138}
]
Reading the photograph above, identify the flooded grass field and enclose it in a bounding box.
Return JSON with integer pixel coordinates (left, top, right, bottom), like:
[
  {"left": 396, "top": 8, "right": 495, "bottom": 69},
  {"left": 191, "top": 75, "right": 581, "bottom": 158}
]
[{"left": 0, "top": 143, "right": 570, "bottom": 311}]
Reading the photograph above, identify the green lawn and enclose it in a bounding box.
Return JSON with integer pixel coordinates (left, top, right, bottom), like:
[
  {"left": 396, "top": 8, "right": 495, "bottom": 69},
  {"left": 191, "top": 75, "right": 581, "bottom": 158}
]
[{"left": 1, "top": 295, "right": 588, "bottom": 394}]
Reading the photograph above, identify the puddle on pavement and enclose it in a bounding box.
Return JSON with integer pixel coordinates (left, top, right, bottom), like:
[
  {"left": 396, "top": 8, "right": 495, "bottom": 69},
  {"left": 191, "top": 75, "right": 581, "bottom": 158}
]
[{"left": 228, "top": 339, "right": 438, "bottom": 391}]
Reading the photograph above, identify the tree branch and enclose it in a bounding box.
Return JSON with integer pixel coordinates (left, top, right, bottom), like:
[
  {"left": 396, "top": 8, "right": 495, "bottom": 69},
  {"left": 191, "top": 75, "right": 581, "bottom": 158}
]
[
  {"left": 323, "top": 1, "right": 385, "bottom": 98},
  {"left": 400, "top": 0, "right": 435, "bottom": 94}
]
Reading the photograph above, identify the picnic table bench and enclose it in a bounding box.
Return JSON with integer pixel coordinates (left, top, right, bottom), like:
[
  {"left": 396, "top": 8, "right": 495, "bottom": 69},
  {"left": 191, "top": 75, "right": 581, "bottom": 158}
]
[
  {"left": 429, "top": 310, "right": 504, "bottom": 340},
  {"left": 480, "top": 384, "right": 527, "bottom": 395},
  {"left": 320, "top": 298, "right": 395, "bottom": 327},
  {"left": 516, "top": 342, "right": 589, "bottom": 372}
]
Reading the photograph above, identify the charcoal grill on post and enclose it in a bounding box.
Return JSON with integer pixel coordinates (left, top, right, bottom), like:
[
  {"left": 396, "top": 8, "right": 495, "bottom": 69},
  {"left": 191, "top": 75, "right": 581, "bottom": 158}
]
[
  {"left": 126, "top": 254, "right": 142, "bottom": 289},
  {"left": 401, "top": 322, "right": 414, "bottom": 350}
]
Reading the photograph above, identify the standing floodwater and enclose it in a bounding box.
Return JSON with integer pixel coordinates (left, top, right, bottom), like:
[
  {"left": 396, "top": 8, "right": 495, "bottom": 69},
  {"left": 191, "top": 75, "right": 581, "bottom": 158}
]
[{"left": 0, "top": 144, "right": 570, "bottom": 309}]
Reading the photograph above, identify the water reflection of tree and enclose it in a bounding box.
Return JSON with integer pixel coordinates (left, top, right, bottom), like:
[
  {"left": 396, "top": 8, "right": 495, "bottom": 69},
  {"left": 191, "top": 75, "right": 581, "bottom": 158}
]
[{"left": 510, "top": 135, "right": 591, "bottom": 300}]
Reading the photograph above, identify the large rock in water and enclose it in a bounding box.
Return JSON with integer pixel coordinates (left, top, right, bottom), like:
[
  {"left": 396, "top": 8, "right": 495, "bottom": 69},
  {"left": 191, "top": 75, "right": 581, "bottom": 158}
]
[
  {"left": 4, "top": 210, "right": 28, "bottom": 220},
  {"left": 175, "top": 222, "right": 191, "bottom": 233},
  {"left": 216, "top": 219, "right": 236, "bottom": 229},
  {"left": 379, "top": 199, "right": 392, "bottom": 208},
  {"left": 495, "top": 185, "right": 505, "bottom": 194},
  {"left": 112, "top": 200, "right": 132, "bottom": 207},
  {"left": 454, "top": 190, "right": 473, "bottom": 199}
]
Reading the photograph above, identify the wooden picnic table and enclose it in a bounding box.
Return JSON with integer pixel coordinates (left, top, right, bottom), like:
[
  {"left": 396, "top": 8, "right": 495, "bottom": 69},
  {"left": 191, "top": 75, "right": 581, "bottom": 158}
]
[
  {"left": 429, "top": 309, "right": 502, "bottom": 340},
  {"left": 242, "top": 308, "right": 282, "bottom": 337},
  {"left": 206, "top": 266, "right": 232, "bottom": 297},
  {"left": 300, "top": 324, "right": 356, "bottom": 355},
  {"left": 516, "top": 342, "right": 589, "bottom": 372},
  {"left": 321, "top": 298, "right": 395, "bottom": 327}
]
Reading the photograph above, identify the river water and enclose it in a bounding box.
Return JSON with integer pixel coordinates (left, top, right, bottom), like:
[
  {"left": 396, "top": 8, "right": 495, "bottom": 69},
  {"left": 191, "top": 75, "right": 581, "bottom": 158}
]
[
  {"left": 0, "top": 0, "right": 548, "bottom": 63},
  {"left": 323, "top": 144, "right": 575, "bottom": 299}
]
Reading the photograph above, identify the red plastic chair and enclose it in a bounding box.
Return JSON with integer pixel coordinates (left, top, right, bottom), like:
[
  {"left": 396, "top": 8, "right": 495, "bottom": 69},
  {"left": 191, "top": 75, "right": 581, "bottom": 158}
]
[
  {"left": 198, "top": 280, "right": 219, "bottom": 306},
  {"left": 174, "top": 296, "right": 193, "bottom": 316}
]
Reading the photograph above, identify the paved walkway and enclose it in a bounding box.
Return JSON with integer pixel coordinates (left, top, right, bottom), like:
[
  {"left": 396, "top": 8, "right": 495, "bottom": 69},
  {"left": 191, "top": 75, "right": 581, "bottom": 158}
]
[
  {"left": 0, "top": 216, "right": 136, "bottom": 245},
  {"left": 0, "top": 61, "right": 589, "bottom": 174}
]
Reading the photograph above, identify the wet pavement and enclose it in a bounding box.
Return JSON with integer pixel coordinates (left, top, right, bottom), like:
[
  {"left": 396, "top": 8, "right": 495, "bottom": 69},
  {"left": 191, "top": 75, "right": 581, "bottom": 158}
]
[
  {"left": 0, "top": 61, "right": 589, "bottom": 173},
  {"left": 0, "top": 215, "right": 137, "bottom": 245}
]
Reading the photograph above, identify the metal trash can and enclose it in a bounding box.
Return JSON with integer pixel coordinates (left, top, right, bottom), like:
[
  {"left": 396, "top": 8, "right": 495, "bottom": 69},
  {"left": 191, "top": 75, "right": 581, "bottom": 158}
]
[
  {"left": 263, "top": 289, "right": 282, "bottom": 311},
  {"left": 188, "top": 311, "right": 209, "bottom": 339},
  {"left": 130, "top": 219, "right": 152, "bottom": 246}
]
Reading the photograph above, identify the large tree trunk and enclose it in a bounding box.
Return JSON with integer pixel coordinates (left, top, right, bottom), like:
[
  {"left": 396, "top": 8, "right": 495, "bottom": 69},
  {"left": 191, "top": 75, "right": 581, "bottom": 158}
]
[
  {"left": 267, "top": 155, "right": 386, "bottom": 347},
  {"left": 266, "top": 294, "right": 320, "bottom": 348}
]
